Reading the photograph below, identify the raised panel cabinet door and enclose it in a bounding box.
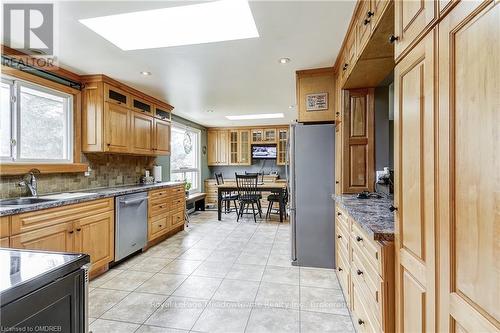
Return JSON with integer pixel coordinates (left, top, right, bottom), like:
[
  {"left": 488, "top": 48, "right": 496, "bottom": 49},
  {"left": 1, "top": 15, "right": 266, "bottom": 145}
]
[
  {"left": 132, "top": 112, "right": 154, "bottom": 155},
  {"left": 74, "top": 210, "right": 114, "bottom": 272},
  {"left": 342, "top": 89, "right": 375, "bottom": 193},
  {"left": 394, "top": 30, "right": 436, "bottom": 333},
  {"left": 81, "top": 81, "right": 104, "bottom": 152},
  {"left": 104, "top": 102, "right": 131, "bottom": 153},
  {"left": 10, "top": 222, "right": 74, "bottom": 253},
  {"left": 207, "top": 130, "right": 218, "bottom": 165},
  {"left": 356, "top": 0, "right": 373, "bottom": 53},
  {"left": 154, "top": 118, "right": 171, "bottom": 155},
  {"left": 217, "top": 130, "right": 229, "bottom": 165},
  {"left": 437, "top": 2, "right": 500, "bottom": 332},
  {"left": 239, "top": 130, "right": 251, "bottom": 165},
  {"left": 394, "top": 0, "right": 436, "bottom": 60},
  {"left": 371, "top": 0, "right": 390, "bottom": 27}
]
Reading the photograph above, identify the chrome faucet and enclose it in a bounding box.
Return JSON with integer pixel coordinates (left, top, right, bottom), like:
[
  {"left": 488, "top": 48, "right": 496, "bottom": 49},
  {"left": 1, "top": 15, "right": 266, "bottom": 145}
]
[{"left": 18, "top": 169, "right": 41, "bottom": 197}]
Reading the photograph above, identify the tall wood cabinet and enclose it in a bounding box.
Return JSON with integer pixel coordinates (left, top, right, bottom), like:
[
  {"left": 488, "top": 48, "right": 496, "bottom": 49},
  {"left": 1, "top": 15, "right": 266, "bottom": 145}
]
[
  {"left": 342, "top": 89, "right": 375, "bottom": 193},
  {"left": 207, "top": 130, "right": 229, "bottom": 166},
  {"left": 277, "top": 128, "right": 288, "bottom": 166},
  {"left": 229, "top": 129, "right": 251, "bottom": 166}
]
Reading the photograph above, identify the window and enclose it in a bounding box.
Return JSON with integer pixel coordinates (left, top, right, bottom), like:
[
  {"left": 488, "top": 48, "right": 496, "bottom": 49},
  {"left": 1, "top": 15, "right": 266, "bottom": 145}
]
[
  {"left": 1, "top": 77, "right": 73, "bottom": 163},
  {"left": 170, "top": 123, "right": 201, "bottom": 194}
]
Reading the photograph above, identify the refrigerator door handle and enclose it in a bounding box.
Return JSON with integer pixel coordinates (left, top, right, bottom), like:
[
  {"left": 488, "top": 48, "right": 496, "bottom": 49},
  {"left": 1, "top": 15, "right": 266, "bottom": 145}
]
[{"left": 290, "top": 208, "right": 297, "bottom": 262}]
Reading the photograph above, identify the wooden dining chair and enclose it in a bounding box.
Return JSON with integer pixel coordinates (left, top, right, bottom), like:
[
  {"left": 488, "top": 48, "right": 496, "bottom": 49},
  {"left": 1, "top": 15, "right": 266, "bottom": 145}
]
[
  {"left": 215, "top": 172, "right": 238, "bottom": 214},
  {"left": 266, "top": 187, "right": 288, "bottom": 221},
  {"left": 235, "top": 173, "right": 262, "bottom": 223}
]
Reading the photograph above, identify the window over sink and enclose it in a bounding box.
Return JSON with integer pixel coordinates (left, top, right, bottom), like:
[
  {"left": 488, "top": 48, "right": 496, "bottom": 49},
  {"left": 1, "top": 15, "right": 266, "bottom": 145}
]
[
  {"left": 1, "top": 77, "right": 73, "bottom": 163},
  {"left": 170, "top": 122, "right": 201, "bottom": 194}
]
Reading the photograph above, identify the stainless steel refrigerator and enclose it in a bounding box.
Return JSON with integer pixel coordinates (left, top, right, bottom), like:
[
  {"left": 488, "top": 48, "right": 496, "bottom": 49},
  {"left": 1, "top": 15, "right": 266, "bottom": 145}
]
[{"left": 287, "top": 123, "right": 335, "bottom": 268}]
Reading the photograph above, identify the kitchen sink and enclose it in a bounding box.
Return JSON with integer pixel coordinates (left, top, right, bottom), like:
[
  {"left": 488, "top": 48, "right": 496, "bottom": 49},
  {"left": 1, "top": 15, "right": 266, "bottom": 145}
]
[{"left": 0, "top": 197, "right": 58, "bottom": 206}]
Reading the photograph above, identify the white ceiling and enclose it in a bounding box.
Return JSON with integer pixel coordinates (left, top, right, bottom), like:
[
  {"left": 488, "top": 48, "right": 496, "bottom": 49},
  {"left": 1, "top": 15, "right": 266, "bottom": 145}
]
[{"left": 57, "top": 1, "right": 355, "bottom": 127}]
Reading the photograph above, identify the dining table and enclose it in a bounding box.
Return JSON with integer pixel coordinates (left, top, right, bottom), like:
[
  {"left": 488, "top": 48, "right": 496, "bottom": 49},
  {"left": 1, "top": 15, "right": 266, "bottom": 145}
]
[{"left": 216, "top": 182, "right": 288, "bottom": 222}]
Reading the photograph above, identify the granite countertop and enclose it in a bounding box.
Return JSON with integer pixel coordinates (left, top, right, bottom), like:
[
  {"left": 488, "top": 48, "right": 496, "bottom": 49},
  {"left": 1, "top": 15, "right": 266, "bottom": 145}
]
[
  {"left": 333, "top": 194, "right": 395, "bottom": 242},
  {"left": 0, "top": 181, "right": 184, "bottom": 217}
]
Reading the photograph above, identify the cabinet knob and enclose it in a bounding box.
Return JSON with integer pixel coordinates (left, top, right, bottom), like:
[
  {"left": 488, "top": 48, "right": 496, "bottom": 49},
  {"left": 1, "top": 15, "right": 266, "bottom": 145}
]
[
  {"left": 389, "top": 205, "right": 398, "bottom": 212},
  {"left": 338, "top": 267, "right": 343, "bottom": 272},
  {"left": 356, "top": 236, "right": 363, "bottom": 242},
  {"left": 337, "top": 212, "right": 341, "bottom": 216},
  {"left": 107, "top": 143, "right": 111, "bottom": 146},
  {"left": 69, "top": 230, "right": 74, "bottom": 234},
  {"left": 364, "top": 18, "right": 371, "bottom": 25},
  {"left": 367, "top": 11, "right": 374, "bottom": 17},
  {"left": 342, "top": 63, "right": 348, "bottom": 71},
  {"left": 337, "top": 235, "right": 342, "bottom": 239},
  {"left": 389, "top": 35, "right": 399, "bottom": 44},
  {"left": 358, "top": 319, "right": 365, "bottom": 325},
  {"left": 357, "top": 269, "right": 363, "bottom": 276},
  {"left": 76, "top": 228, "right": 81, "bottom": 232}
]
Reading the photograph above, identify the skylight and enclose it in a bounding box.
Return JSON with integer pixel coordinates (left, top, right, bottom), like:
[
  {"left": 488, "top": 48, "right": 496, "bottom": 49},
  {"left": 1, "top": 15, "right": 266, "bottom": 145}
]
[
  {"left": 79, "top": 0, "right": 259, "bottom": 50},
  {"left": 226, "top": 113, "right": 285, "bottom": 120}
]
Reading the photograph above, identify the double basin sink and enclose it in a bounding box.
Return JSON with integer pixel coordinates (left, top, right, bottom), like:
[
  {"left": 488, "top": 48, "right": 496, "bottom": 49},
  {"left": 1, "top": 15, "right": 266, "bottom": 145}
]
[{"left": 0, "top": 192, "right": 98, "bottom": 207}]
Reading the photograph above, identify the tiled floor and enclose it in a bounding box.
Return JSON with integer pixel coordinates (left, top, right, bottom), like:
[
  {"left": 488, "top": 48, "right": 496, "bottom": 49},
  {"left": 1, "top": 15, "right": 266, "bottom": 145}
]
[{"left": 88, "top": 210, "right": 354, "bottom": 333}]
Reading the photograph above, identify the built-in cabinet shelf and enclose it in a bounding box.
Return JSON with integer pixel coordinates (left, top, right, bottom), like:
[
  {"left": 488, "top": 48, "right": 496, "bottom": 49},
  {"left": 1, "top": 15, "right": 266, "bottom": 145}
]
[
  {"left": 208, "top": 126, "right": 288, "bottom": 166},
  {"left": 82, "top": 75, "right": 173, "bottom": 156}
]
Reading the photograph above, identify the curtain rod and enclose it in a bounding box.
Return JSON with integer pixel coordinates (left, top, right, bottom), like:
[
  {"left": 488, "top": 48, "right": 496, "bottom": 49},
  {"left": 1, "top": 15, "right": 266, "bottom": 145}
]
[{"left": 1, "top": 55, "right": 83, "bottom": 90}]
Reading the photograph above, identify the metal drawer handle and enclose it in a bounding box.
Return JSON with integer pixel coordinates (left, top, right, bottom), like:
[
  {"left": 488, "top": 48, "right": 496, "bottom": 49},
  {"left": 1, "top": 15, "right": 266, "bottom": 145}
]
[{"left": 121, "top": 198, "right": 147, "bottom": 205}]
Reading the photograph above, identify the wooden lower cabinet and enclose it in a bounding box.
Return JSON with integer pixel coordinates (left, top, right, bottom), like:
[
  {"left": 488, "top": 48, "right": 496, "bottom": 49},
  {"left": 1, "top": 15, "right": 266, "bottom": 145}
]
[
  {"left": 148, "top": 186, "right": 185, "bottom": 242},
  {"left": 335, "top": 204, "right": 394, "bottom": 333},
  {"left": 9, "top": 198, "right": 114, "bottom": 275}
]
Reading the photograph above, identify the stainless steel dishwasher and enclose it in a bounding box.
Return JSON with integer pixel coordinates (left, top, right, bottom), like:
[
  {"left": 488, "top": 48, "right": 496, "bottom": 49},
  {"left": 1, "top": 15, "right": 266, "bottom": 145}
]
[{"left": 115, "top": 192, "right": 148, "bottom": 261}]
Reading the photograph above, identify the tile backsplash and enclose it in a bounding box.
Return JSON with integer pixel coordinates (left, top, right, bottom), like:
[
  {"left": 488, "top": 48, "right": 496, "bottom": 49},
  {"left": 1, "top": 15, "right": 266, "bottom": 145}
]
[{"left": 0, "top": 154, "right": 155, "bottom": 199}]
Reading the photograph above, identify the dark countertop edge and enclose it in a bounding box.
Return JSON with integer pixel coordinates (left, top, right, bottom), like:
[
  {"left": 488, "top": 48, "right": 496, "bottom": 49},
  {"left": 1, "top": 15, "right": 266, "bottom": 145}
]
[
  {"left": 0, "top": 181, "right": 185, "bottom": 217},
  {"left": 333, "top": 194, "right": 395, "bottom": 242}
]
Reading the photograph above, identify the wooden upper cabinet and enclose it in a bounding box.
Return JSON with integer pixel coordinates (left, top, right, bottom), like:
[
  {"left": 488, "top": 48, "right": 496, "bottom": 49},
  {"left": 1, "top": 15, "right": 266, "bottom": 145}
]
[
  {"left": 207, "top": 130, "right": 229, "bottom": 166},
  {"left": 131, "top": 112, "right": 154, "bottom": 155},
  {"left": 437, "top": 2, "right": 499, "bottom": 332},
  {"left": 277, "top": 127, "right": 288, "bottom": 166},
  {"left": 207, "top": 130, "right": 218, "bottom": 165},
  {"left": 229, "top": 130, "right": 239, "bottom": 165},
  {"left": 132, "top": 96, "right": 153, "bottom": 115},
  {"left": 104, "top": 83, "right": 130, "bottom": 107},
  {"left": 356, "top": 0, "right": 373, "bottom": 53},
  {"left": 370, "top": 0, "right": 391, "bottom": 27},
  {"left": 104, "top": 102, "right": 131, "bottom": 153},
  {"left": 394, "top": 0, "right": 436, "bottom": 60},
  {"left": 81, "top": 75, "right": 174, "bottom": 156},
  {"left": 153, "top": 118, "right": 171, "bottom": 155},
  {"left": 239, "top": 130, "right": 251, "bottom": 165},
  {"left": 394, "top": 29, "right": 436, "bottom": 333},
  {"left": 342, "top": 88, "right": 374, "bottom": 193},
  {"left": 296, "top": 68, "right": 336, "bottom": 123},
  {"left": 263, "top": 128, "right": 276, "bottom": 143},
  {"left": 251, "top": 129, "right": 264, "bottom": 143}
]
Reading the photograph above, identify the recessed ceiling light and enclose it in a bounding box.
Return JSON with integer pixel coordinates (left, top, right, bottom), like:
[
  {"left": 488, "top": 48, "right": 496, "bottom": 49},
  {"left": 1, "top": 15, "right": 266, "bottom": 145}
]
[
  {"left": 225, "top": 113, "right": 285, "bottom": 120},
  {"left": 207, "top": 110, "right": 214, "bottom": 113},
  {"left": 80, "top": 0, "right": 259, "bottom": 50},
  {"left": 279, "top": 57, "right": 291, "bottom": 64},
  {"left": 140, "top": 71, "right": 151, "bottom": 76}
]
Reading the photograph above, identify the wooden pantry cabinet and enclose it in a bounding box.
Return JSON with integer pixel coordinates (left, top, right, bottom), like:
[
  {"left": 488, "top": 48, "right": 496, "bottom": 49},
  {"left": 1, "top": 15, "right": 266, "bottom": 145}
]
[
  {"left": 147, "top": 185, "right": 185, "bottom": 242},
  {"left": 8, "top": 198, "right": 115, "bottom": 276},
  {"left": 208, "top": 130, "right": 229, "bottom": 166},
  {"left": 82, "top": 75, "right": 172, "bottom": 156},
  {"left": 335, "top": 204, "right": 395, "bottom": 333}
]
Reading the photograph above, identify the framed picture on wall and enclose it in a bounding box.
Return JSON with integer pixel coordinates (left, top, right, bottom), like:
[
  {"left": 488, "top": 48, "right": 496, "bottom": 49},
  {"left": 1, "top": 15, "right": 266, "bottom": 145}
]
[{"left": 306, "top": 92, "right": 328, "bottom": 111}]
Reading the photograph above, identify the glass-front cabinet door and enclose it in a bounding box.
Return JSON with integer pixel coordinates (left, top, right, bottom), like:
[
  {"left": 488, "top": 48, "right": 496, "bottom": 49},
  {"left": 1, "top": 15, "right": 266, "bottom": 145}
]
[
  {"left": 239, "top": 130, "right": 251, "bottom": 165},
  {"left": 251, "top": 129, "right": 263, "bottom": 143},
  {"left": 277, "top": 128, "right": 288, "bottom": 165},
  {"left": 263, "top": 128, "right": 276, "bottom": 143},
  {"left": 229, "top": 130, "right": 239, "bottom": 165}
]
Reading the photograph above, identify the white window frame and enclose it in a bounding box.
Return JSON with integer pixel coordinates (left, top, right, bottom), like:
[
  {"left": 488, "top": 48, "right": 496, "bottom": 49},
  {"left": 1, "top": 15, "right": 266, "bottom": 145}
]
[
  {"left": 1, "top": 76, "right": 73, "bottom": 164},
  {"left": 170, "top": 122, "right": 201, "bottom": 194}
]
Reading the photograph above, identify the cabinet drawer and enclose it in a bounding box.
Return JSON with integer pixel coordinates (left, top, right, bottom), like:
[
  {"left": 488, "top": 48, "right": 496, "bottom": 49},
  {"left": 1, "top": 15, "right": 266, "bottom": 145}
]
[
  {"left": 336, "top": 248, "right": 350, "bottom": 307},
  {"left": 351, "top": 276, "right": 381, "bottom": 333},
  {"left": 168, "top": 186, "right": 185, "bottom": 196},
  {"left": 149, "top": 215, "right": 169, "bottom": 240},
  {"left": 352, "top": 247, "right": 383, "bottom": 325},
  {"left": 171, "top": 212, "right": 184, "bottom": 227},
  {"left": 336, "top": 223, "right": 350, "bottom": 260},
  {"left": 336, "top": 205, "right": 349, "bottom": 227},
  {"left": 149, "top": 189, "right": 168, "bottom": 201},
  {"left": 1, "top": 216, "right": 10, "bottom": 238},
  {"left": 149, "top": 201, "right": 170, "bottom": 217},
  {"left": 11, "top": 198, "right": 113, "bottom": 235},
  {"left": 1, "top": 237, "right": 10, "bottom": 247},
  {"left": 351, "top": 221, "right": 382, "bottom": 276}
]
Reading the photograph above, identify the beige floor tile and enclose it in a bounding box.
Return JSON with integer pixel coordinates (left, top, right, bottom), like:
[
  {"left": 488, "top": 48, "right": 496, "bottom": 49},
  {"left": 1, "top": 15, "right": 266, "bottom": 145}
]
[
  {"left": 204, "top": 250, "right": 241, "bottom": 263},
  {"left": 225, "top": 264, "right": 265, "bottom": 282},
  {"left": 192, "top": 261, "right": 233, "bottom": 278},
  {"left": 235, "top": 252, "right": 269, "bottom": 265},
  {"left": 246, "top": 307, "right": 299, "bottom": 333},
  {"left": 300, "top": 268, "right": 341, "bottom": 289},
  {"left": 300, "top": 286, "right": 349, "bottom": 315},
  {"left": 135, "top": 325, "right": 188, "bottom": 333},
  {"left": 88, "top": 319, "right": 140, "bottom": 333},
  {"left": 130, "top": 257, "right": 175, "bottom": 273},
  {"left": 212, "top": 279, "right": 259, "bottom": 303},
  {"left": 101, "top": 292, "right": 167, "bottom": 323},
  {"left": 89, "top": 269, "right": 124, "bottom": 288},
  {"left": 262, "top": 266, "right": 299, "bottom": 285},
  {"left": 100, "top": 271, "right": 155, "bottom": 291},
  {"left": 160, "top": 260, "right": 202, "bottom": 275},
  {"left": 145, "top": 297, "right": 207, "bottom": 330},
  {"left": 255, "top": 282, "right": 300, "bottom": 309},
  {"left": 136, "top": 273, "right": 188, "bottom": 295},
  {"left": 88, "top": 288, "right": 129, "bottom": 318},
  {"left": 177, "top": 248, "right": 213, "bottom": 261},
  {"left": 192, "top": 300, "right": 252, "bottom": 333},
  {"left": 300, "top": 311, "right": 354, "bottom": 332},
  {"left": 172, "top": 276, "right": 222, "bottom": 299}
]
